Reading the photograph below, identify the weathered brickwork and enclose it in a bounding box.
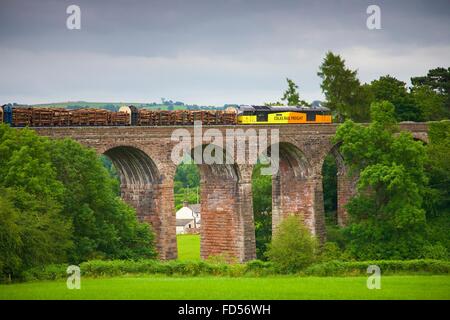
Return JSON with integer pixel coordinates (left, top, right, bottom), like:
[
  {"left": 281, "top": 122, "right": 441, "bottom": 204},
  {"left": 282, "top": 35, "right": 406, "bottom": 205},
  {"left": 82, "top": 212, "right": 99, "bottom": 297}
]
[{"left": 31, "top": 123, "right": 428, "bottom": 262}]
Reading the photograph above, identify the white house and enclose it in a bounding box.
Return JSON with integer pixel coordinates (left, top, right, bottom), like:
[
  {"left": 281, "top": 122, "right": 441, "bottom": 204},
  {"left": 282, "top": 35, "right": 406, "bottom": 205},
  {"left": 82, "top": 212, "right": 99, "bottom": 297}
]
[{"left": 175, "top": 202, "right": 201, "bottom": 234}]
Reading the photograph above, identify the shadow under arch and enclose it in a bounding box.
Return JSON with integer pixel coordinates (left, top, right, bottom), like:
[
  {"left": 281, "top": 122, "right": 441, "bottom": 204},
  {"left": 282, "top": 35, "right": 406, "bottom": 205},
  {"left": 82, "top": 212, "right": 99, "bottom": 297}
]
[
  {"left": 104, "top": 145, "right": 161, "bottom": 187},
  {"left": 321, "top": 142, "right": 358, "bottom": 227},
  {"left": 412, "top": 136, "right": 429, "bottom": 145}
]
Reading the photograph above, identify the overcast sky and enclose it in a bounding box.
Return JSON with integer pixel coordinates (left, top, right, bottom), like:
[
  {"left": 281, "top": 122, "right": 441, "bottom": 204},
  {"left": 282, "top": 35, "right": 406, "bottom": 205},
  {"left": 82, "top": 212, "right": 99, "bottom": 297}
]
[{"left": 0, "top": 0, "right": 449, "bottom": 106}]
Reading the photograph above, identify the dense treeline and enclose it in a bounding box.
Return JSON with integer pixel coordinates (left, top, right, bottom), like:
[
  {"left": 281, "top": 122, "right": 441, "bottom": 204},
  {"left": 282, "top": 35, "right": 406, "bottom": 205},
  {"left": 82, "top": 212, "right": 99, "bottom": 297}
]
[
  {"left": 317, "top": 52, "right": 449, "bottom": 123},
  {"left": 265, "top": 104, "right": 449, "bottom": 272},
  {"left": 173, "top": 161, "right": 201, "bottom": 210},
  {"left": 334, "top": 102, "right": 449, "bottom": 260},
  {"left": 257, "top": 54, "right": 450, "bottom": 263},
  {"left": 0, "top": 125, "right": 156, "bottom": 280}
]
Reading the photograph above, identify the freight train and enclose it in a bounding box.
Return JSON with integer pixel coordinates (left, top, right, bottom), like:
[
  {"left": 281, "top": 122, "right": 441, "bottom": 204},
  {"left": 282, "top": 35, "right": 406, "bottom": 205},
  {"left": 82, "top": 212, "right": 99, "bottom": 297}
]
[{"left": 0, "top": 104, "right": 332, "bottom": 127}]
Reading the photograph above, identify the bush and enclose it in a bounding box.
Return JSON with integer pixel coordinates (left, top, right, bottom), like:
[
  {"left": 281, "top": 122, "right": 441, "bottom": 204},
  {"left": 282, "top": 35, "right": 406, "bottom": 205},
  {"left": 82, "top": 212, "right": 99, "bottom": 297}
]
[
  {"left": 303, "top": 259, "right": 450, "bottom": 276},
  {"left": 245, "top": 260, "right": 275, "bottom": 276},
  {"left": 265, "top": 215, "right": 318, "bottom": 273},
  {"left": 9, "top": 258, "right": 450, "bottom": 283},
  {"left": 421, "top": 243, "right": 449, "bottom": 260},
  {"left": 0, "top": 126, "right": 158, "bottom": 279},
  {"left": 20, "top": 264, "right": 68, "bottom": 282},
  {"left": 318, "top": 242, "right": 343, "bottom": 262},
  {"left": 79, "top": 259, "right": 244, "bottom": 277}
]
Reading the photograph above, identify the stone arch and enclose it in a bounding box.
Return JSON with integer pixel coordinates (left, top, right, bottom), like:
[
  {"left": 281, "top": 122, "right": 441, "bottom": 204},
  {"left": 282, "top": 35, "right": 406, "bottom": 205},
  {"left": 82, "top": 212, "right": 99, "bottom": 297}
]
[
  {"left": 188, "top": 143, "right": 256, "bottom": 262},
  {"left": 103, "top": 144, "right": 176, "bottom": 260},
  {"left": 412, "top": 133, "right": 429, "bottom": 144},
  {"left": 261, "top": 141, "right": 325, "bottom": 241},
  {"left": 320, "top": 142, "right": 358, "bottom": 227},
  {"left": 104, "top": 145, "right": 161, "bottom": 186}
]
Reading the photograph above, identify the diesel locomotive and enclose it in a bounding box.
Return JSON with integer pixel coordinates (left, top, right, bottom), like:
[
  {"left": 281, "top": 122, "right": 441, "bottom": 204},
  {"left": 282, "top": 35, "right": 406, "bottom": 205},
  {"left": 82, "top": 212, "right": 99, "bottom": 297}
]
[{"left": 0, "top": 104, "right": 332, "bottom": 127}]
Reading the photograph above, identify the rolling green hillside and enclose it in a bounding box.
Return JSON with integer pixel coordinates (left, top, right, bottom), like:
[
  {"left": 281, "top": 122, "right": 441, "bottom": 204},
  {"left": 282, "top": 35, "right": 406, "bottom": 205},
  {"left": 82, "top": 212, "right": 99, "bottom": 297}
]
[{"left": 25, "top": 101, "right": 226, "bottom": 111}]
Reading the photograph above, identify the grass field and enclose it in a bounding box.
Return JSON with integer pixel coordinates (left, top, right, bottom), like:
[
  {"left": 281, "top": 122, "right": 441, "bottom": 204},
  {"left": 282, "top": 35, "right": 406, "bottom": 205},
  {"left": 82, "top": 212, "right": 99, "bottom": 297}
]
[
  {"left": 177, "top": 234, "right": 200, "bottom": 261},
  {"left": 0, "top": 275, "right": 449, "bottom": 300}
]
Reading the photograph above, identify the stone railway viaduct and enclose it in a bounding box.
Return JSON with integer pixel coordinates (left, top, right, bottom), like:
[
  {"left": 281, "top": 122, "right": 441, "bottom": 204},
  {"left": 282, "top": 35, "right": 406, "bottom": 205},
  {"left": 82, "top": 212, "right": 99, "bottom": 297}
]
[{"left": 33, "top": 123, "right": 429, "bottom": 262}]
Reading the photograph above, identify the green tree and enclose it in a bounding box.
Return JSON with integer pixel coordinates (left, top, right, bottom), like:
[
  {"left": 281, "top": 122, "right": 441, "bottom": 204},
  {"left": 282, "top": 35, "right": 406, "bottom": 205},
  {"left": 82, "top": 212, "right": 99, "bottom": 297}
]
[
  {"left": 0, "top": 125, "right": 73, "bottom": 278},
  {"left": 370, "top": 75, "right": 421, "bottom": 121},
  {"left": 266, "top": 215, "right": 318, "bottom": 273},
  {"left": 317, "top": 51, "right": 370, "bottom": 122},
  {"left": 252, "top": 162, "right": 272, "bottom": 259},
  {"left": 411, "top": 85, "right": 446, "bottom": 121},
  {"left": 421, "top": 121, "right": 450, "bottom": 259},
  {"left": 322, "top": 155, "right": 337, "bottom": 223},
  {"left": 0, "top": 190, "right": 22, "bottom": 279},
  {"left": 174, "top": 162, "right": 200, "bottom": 189},
  {"left": 0, "top": 124, "right": 157, "bottom": 279},
  {"left": 49, "top": 138, "right": 157, "bottom": 262},
  {"left": 264, "top": 101, "right": 284, "bottom": 106},
  {"left": 411, "top": 67, "right": 450, "bottom": 117},
  {"left": 281, "top": 78, "right": 309, "bottom": 106},
  {"left": 100, "top": 155, "right": 120, "bottom": 195},
  {"left": 334, "top": 101, "right": 428, "bottom": 259},
  {"left": 173, "top": 161, "right": 200, "bottom": 209},
  {"left": 423, "top": 121, "right": 450, "bottom": 216}
]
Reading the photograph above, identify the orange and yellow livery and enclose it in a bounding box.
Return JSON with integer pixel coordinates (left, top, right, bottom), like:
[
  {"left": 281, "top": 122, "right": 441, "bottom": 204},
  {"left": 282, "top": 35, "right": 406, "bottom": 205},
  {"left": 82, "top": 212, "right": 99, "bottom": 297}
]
[{"left": 236, "top": 105, "right": 332, "bottom": 124}]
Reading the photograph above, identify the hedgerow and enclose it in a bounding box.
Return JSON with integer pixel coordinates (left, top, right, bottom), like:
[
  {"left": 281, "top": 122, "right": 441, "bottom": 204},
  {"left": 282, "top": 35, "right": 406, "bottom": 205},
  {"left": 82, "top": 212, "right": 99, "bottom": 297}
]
[
  {"left": 303, "top": 259, "right": 450, "bottom": 276},
  {"left": 14, "top": 258, "right": 449, "bottom": 282}
]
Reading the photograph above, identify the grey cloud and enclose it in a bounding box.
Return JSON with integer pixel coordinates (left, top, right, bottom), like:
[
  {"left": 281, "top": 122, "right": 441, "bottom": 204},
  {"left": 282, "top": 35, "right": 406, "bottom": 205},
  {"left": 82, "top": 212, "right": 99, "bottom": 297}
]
[{"left": 0, "top": 0, "right": 449, "bottom": 105}]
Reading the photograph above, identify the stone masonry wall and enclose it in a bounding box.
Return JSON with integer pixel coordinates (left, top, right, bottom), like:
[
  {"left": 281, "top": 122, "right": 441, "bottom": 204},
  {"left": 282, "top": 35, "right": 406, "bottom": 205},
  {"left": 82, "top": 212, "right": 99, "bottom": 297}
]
[{"left": 31, "top": 123, "right": 428, "bottom": 261}]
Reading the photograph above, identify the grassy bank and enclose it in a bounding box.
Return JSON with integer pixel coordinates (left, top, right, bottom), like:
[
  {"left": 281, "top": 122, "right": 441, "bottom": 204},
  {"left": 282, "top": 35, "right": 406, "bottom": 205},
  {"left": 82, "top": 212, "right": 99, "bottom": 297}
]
[
  {"left": 177, "top": 234, "right": 200, "bottom": 261},
  {"left": 1, "top": 275, "right": 449, "bottom": 300}
]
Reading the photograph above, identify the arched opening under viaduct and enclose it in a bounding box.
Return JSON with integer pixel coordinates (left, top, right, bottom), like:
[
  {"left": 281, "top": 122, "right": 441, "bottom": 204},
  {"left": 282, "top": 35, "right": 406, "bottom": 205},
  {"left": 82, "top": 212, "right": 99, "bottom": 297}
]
[
  {"left": 322, "top": 153, "right": 338, "bottom": 225},
  {"left": 251, "top": 156, "right": 273, "bottom": 260},
  {"left": 102, "top": 145, "right": 177, "bottom": 260},
  {"left": 265, "top": 142, "right": 326, "bottom": 242},
  {"left": 173, "top": 156, "right": 201, "bottom": 260},
  {"left": 322, "top": 143, "right": 357, "bottom": 227}
]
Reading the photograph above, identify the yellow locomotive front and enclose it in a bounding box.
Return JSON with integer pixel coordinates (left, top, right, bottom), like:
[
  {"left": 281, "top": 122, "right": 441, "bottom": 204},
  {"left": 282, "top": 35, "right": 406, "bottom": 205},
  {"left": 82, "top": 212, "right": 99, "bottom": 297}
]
[{"left": 236, "top": 105, "right": 332, "bottom": 124}]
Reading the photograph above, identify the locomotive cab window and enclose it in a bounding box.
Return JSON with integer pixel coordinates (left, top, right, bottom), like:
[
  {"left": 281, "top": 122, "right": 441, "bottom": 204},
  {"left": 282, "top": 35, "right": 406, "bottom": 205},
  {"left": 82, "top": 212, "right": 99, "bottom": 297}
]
[
  {"left": 256, "top": 112, "right": 268, "bottom": 122},
  {"left": 306, "top": 112, "right": 316, "bottom": 122}
]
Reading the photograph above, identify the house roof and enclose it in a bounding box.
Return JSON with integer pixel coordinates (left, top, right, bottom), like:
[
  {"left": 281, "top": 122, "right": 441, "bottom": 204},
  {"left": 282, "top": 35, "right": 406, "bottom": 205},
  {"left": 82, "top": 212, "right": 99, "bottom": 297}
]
[
  {"left": 176, "top": 204, "right": 201, "bottom": 220},
  {"left": 190, "top": 204, "right": 200, "bottom": 214},
  {"left": 176, "top": 219, "right": 194, "bottom": 227}
]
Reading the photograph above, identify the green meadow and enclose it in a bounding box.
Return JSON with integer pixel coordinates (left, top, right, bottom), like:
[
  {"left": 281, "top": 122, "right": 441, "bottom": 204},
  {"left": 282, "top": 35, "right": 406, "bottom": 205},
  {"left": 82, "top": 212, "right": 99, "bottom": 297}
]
[
  {"left": 0, "top": 276, "right": 449, "bottom": 300},
  {"left": 4, "top": 235, "right": 448, "bottom": 300},
  {"left": 177, "top": 234, "right": 201, "bottom": 261}
]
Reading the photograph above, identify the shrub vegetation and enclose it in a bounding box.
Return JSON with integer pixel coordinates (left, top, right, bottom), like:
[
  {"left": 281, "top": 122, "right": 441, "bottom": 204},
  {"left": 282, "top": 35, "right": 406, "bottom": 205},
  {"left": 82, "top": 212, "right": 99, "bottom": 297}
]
[
  {"left": 17, "top": 258, "right": 449, "bottom": 282},
  {"left": 0, "top": 125, "right": 157, "bottom": 280},
  {"left": 265, "top": 215, "right": 318, "bottom": 273}
]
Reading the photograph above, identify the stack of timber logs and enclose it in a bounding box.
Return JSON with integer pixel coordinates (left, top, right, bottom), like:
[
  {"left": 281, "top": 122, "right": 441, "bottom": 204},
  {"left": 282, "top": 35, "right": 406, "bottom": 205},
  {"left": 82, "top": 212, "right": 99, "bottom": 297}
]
[
  {"left": 12, "top": 108, "right": 32, "bottom": 126},
  {"left": 70, "top": 109, "right": 109, "bottom": 126},
  {"left": 109, "top": 111, "right": 129, "bottom": 126},
  {"left": 8, "top": 107, "right": 237, "bottom": 127}
]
